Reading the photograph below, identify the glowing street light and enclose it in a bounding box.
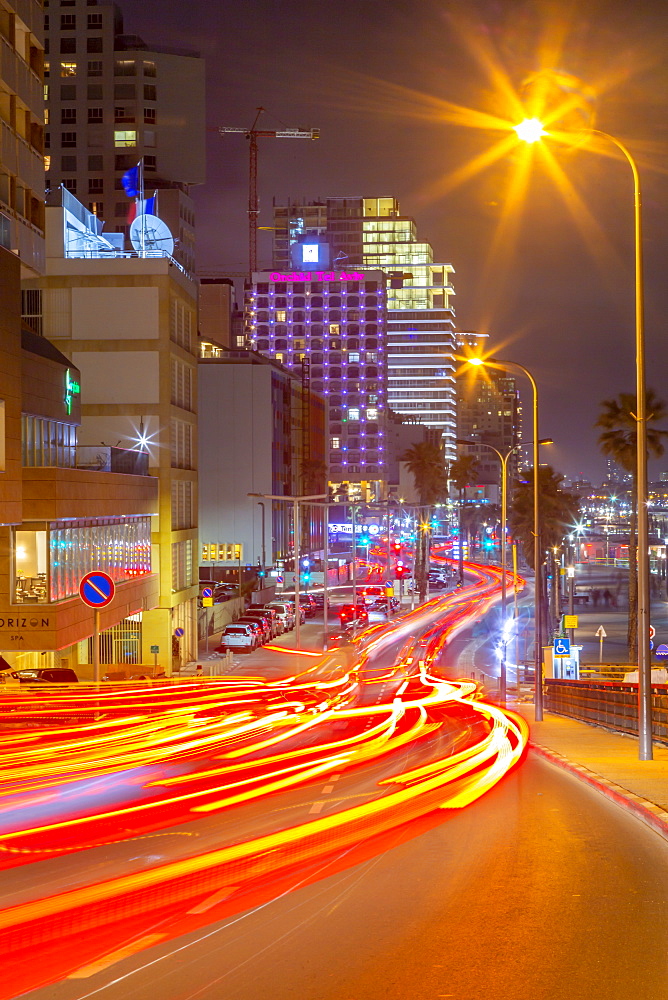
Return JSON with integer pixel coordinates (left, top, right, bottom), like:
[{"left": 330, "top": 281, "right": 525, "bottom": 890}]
[
  {"left": 466, "top": 356, "right": 545, "bottom": 718},
  {"left": 514, "top": 119, "right": 653, "bottom": 760},
  {"left": 513, "top": 118, "right": 547, "bottom": 144}
]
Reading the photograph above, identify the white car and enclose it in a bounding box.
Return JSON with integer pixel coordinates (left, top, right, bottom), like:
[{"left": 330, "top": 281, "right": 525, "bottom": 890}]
[
  {"left": 216, "top": 625, "right": 257, "bottom": 653},
  {"left": 266, "top": 601, "right": 295, "bottom": 629}
]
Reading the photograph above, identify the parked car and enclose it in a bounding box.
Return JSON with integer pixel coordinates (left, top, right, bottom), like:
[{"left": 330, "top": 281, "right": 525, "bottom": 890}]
[
  {"left": 239, "top": 612, "right": 274, "bottom": 643},
  {"left": 264, "top": 601, "right": 295, "bottom": 630},
  {"left": 339, "top": 604, "right": 369, "bottom": 627},
  {"left": 310, "top": 592, "right": 325, "bottom": 612},
  {"left": 248, "top": 604, "right": 284, "bottom": 636},
  {"left": 215, "top": 624, "right": 257, "bottom": 654},
  {"left": 237, "top": 616, "right": 269, "bottom": 644},
  {"left": 13, "top": 667, "right": 79, "bottom": 683},
  {"left": 298, "top": 594, "right": 317, "bottom": 618}
]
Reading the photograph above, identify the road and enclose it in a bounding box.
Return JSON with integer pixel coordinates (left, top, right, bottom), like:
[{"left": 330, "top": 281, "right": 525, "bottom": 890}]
[{"left": 21, "top": 755, "right": 668, "bottom": 1000}]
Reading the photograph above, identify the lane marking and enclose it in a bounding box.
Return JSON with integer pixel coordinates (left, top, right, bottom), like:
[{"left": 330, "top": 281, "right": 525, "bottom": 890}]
[
  {"left": 67, "top": 933, "right": 166, "bottom": 978},
  {"left": 187, "top": 885, "right": 239, "bottom": 914},
  {"left": 309, "top": 801, "right": 324, "bottom": 814},
  {"left": 322, "top": 785, "right": 335, "bottom": 794}
]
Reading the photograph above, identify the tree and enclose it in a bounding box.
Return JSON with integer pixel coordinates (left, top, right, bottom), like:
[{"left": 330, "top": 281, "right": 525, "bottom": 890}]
[
  {"left": 401, "top": 441, "right": 449, "bottom": 602},
  {"left": 595, "top": 391, "right": 668, "bottom": 660},
  {"left": 449, "top": 454, "right": 479, "bottom": 585},
  {"left": 509, "top": 466, "right": 580, "bottom": 637}
]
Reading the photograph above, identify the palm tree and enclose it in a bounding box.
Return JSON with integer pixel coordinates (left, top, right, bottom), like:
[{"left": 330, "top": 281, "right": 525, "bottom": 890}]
[
  {"left": 509, "top": 466, "right": 580, "bottom": 637},
  {"left": 401, "top": 441, "right": 449, "bottom": 602},
  {"left": 596, "top": 391, "right": 668, "bottom": 659},
  {"left": 449, "top": 454, "right": 479, "bottom": 585}
]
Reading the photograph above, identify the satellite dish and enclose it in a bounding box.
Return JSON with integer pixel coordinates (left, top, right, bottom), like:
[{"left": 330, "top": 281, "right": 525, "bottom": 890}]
[{"left": 129, "top": 214, "right": 174, "bottom": 256}]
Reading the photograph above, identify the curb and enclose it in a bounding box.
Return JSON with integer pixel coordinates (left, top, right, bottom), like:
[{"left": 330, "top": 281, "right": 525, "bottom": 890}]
[{"left": 529, "top": 743, "right": 668, "bottom": 843}]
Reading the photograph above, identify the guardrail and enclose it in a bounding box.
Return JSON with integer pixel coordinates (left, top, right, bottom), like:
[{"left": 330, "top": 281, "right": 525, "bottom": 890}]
[{"left": 545, "top": 678, "right": 668, "bottom": 745}]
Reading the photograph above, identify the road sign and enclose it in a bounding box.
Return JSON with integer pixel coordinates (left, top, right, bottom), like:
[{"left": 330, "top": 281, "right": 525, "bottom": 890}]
[
  {"left": 554, "top": 636, "right": 571, "bottom": 657},
  {"left": 649, "top": 625, "right": 656, "bottom": 640},
  {"left": 174, "top": 627, "right": 184, "bottom": 637},
  {"left": 563, "top": 615, "right": 578, "bottom": 629},
  {"left": 201, "top": 587, "right": 213, "bottom": 599},
  {"left": 202, "top": 597, "right": 213, "bottom": 607},
  {"left": 595, "top": 625, "right": 607, "bottom": 638},
  {"left": 150, "top": 645, "right": 159, "bottom": 654},
  {"left": 655, "top": 644, "right": 668, "bottom": 658},
  {"left": 79, "top": 571, "right": 115, "bottom": 608}
]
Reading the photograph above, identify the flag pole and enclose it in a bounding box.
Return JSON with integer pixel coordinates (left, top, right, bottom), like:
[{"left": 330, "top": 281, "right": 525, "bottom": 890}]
[{"left": 139, "top": 157, "right": 145, "bottom": 254}]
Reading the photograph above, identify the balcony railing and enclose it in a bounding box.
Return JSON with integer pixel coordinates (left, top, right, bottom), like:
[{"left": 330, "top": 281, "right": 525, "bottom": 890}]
[{"left": 75, "top": 446, "right": 149, "bottom": 476}]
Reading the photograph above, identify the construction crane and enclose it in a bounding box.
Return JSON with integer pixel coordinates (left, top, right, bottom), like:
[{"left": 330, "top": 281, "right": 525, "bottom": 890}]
[{"left": 218, "top": 107, "right": 320, "bottom": 276}]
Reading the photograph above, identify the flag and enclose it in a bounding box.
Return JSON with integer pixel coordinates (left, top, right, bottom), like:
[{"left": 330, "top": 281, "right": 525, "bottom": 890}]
[
  {"left": 127, "top": 194, "right": 156, "bottom": 226},
  {"left": 121, "top": 164, "right": 140, "bottom": 198}
]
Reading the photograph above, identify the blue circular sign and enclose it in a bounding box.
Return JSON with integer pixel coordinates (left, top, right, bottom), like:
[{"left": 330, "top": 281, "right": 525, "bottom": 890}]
[
  {"left": 79, "top": 571, "right": 115, "bottom": 608},
  {"left": 201, "top": 588, "right": 213, "bottom": 599},
  {"left": 174, "top": 627, "right": 185, "bottom": 637}
]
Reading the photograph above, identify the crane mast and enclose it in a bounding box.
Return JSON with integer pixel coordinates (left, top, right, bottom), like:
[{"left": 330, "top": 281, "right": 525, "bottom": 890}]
[{"left": 218, "top": 107, "right": 320, "bottom": 276}]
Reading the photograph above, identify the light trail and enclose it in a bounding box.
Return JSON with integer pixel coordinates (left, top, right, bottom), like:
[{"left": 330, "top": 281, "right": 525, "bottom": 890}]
[{"left": 0, "top": 559, "right": 528, "bottom": 996}]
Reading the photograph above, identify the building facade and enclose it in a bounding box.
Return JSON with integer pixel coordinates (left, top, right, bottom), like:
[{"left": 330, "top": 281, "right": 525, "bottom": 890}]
[
  {"left": 43, "top": 0, "right": 205, "bottom": 272},
  {"left": 0, "top": 0, "right": 46, "bottom": 276},
  {"left": 22, "top": 189, "right": 198, "bottom": 671},
  {"left": 272, "top": 196, "right": 457, "bottom": 463},
  {"left": 457, "top": 365, "right": 522, "bottom": 499},
  {"left": 245, "top": 267, "right": 388, "bottom": 502},
  {"left": 198, "top": 348, "right": 326, "bottom": 576}
]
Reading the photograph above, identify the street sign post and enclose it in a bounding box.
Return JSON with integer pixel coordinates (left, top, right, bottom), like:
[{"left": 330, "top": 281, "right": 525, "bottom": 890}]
[
  {"left": 554, "top": 636, "right": 571, "bottom": 658},
  {"left": 150, "top": 644, "right": 159, "bottom": 671},
  {"left": 595, "top": 624, "right": 607, "bottom": 663},
  {"left": 79, "top": 571, "right": 115, "bottom": 684}
]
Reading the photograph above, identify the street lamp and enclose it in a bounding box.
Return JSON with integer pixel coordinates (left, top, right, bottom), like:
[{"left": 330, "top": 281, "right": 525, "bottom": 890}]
[
  {"left": 248, "top": 492, "right": 326, "bottom": 649},
  {"left": 457, "top": 436, "right": 553, "bottom": 705},
  {"left": 514, "top": 120, "right": 653, "bottom": 759},
  {"left": 466, "top": 356, "right": 545, "bottom": 718}
]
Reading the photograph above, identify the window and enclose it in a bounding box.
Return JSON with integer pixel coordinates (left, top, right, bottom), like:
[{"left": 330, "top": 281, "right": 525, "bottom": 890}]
[
  {"left": 115, "top": 106, "right": 134, "bottom": 123},
  {"left": 329, "top": 324, "right": 340, "bottom": 335},
  {"left": 331, "top": 437, "right": 341, "bottom": 450},
  {"left": 87, "top": 12, "right": 103, "bottom": 28},
  {"left": 88, "top": 178, "right": 103, "bottom": 193},
  {"left": 87, "top": 37, "right": 103, "bottom": 52},
  {"left": 114, "top": 130, "right": 137, "bottom": 147},
  {"left": 88, "top": 154, "right": 103, "bottom": 170},
  {"left": 172, "top": 540, "right": 194, "bottom": 592},
  {"left": 115, "top": 202, "right": 129, "bottom": 217},
  {"left": 60, "top": 84, "right": 76, "bottom": 100},
  {"left": 276, "top": 310, "right": 286, "bottom": 322},
  {"left": 366, "top": 408, "right": 379, "bottom": 420},
  {"left": 144, "top": 84, "right": 157, "bottom": 101},
  {"left": 88, "top": 60, "right": 103, "bottom": 77},
  {"left": 143, "top": 61, "right": 157, "bottom": 78},
  {"left": 170, "top": 358, "right": 194, "bottom": 411},
  {"left": 115, "top": 60, "right": 136, "bottom": 76},
  {"left": 115, "top": 154, "right": 135, "bottom": 170},
  {"left": 114, "top": 84, "right": 135, "bottom": 100},
  {"left": 61, "top": 132, "right": 77, "bottom": 147},
  {"left": 348, "top": 408, "right": 360, "bottom": 421},
  {"left": 171, "top": 481, "right": 194, "bottom": 530},
  {"left": 144, "top": 107, "right": 156, "bottom": 124},
  {"left": 60, "top": 37, "right": 77, "bottom": 54},
  {"left": 61, "top": 13, "right": 76, "bottom": 28},
  {"left": 275, "top": 352, "right": 284, "bottom": 363},
  {"left": 62, "top": 178, "right": 77, "bottom": 193},
  {"left": 144, "top": 155, "right": 156, "bottom": 170},
  {"left": 89, "top": 201, "right": 103, "bottom": 216},
  {"left": 87, "top": 107, "right": 103, "bottom": 123},
  {"left": 170, "top": 418, "right": 194, "bottom": 469},
  {"left": 61, "top": 155, "right": 76, "bottom": 171},
  {"left": 60, "top": 62, "right": 77, "bottom": 77},
  {"left": 348, "top": 352, "right": 360, "bottom": 363}
]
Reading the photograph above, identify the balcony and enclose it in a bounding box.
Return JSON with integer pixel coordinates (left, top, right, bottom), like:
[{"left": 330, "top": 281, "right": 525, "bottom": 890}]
[
  {"left": 22, "top": 464, "right": 158, "bottom": 521},
  {"left": 75, "top": 446, "right": 149, "bottom": 476}
]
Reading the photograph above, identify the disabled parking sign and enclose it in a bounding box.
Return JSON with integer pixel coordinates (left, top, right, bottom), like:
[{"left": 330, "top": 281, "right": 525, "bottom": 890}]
[{"left": 554, "top": 636, "right": 571, "bottom": 657}]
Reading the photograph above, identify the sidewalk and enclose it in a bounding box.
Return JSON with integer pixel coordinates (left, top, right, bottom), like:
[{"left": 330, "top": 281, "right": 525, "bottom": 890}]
[{"left": 519, "top": 704, "right": 668, "bottom": 842}]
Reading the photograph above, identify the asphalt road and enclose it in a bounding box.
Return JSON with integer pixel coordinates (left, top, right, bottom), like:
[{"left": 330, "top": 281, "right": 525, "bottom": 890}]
[{"left": 22, "top": 754, "right": 668, "bottom": 1000}]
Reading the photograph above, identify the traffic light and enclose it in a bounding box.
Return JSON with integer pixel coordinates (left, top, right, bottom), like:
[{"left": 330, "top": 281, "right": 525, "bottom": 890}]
[
  {"left": 395, "top": 561, "right": 409, "bottom": 579},
  {"left": 392, "top": 542, "right": 401, "bottom": 555}
]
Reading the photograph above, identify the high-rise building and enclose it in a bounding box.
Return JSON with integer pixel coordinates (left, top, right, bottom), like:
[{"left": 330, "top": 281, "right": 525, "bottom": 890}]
[
  {"left": 456, "top": 365, "right": 522, "bottom": 498},
  {"left": 44, "top": 0, "right": 205, "bottom": 272},
  {"left": 0, "top": 0, "right": 46, "bottom": 276},
  {"left": 246, "top": 265, "right": 388, "bottom": 501},
  {"left": 273, "top": 196, "right": 457, "bottom": 462},
  {"left": 23, "top": 188, "right": 199, "bottom": 672}
]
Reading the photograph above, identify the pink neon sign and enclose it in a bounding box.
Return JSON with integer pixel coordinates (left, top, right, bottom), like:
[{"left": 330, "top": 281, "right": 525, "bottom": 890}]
[{"left": 268, "top": 270, "right": 365, "bottom": 282}]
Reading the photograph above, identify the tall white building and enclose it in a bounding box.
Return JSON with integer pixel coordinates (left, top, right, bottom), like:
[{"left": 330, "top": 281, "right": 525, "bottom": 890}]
[
  {"left": 273, "top": 196, "right": 457, "bottom": 463},
  {"left": 43, "top": 0, "right": 205, "bottom": 272}
]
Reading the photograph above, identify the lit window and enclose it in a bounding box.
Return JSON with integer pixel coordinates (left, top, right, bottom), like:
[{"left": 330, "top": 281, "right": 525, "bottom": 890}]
[
  {"left": 348, "top": 408, "right": 360, "bottom": 421},
  {"left": 275, "top": 353, "right": 284, "bottom": 363},
  {"left": 348, "top": 352, "right": 360, "bottom": 363},
  {"left": 276, "top": 310, "right": 286, "bottom": 322},
  {"left": 366, "top": 408, "right": 378, "bottom": 420},
  {"left": 331, "top": 437, "right": 340, "bottom": 449},
  {"left": 114, "top": 130, "right": 137, "bottom": 147},
  {"left": 60, "top": 62, "right": 77, "bottom": 77},
  {"left": 329, "top": 323, "right": 340, "bottom": 335}
]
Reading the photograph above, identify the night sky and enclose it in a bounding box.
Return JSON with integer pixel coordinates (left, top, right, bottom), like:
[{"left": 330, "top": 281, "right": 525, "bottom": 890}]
[{"left": 119, "top": 0, "right": 668, "bottom": 483}]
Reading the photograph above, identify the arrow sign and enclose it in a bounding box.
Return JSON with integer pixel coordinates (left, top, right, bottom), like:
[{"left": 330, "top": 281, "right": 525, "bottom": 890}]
[
  {"left": 595, "top": 626, "right": 607, "bottom": 638},
  {"left": 596, "top": 624, "right": 607, "bottom": 664},
  {"left": 79, "top": 571, "right": 115, "bottom": 608}
]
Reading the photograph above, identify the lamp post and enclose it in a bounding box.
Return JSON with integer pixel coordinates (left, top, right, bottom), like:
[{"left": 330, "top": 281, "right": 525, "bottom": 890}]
[
  {"left": 514, "top": 120, "right": 652, "bottom": 759},
  {"left": 457, "top": 436, "right": 552, "bottom": 705},
  {"left": 256, "top": 502, "right": 266, "bottom": 577},
  {"left": 467, "top": 357, "right": 545, "bottom": 718},
  {"left": 248, "top": 492, "right": 326, "bottom": 649}
]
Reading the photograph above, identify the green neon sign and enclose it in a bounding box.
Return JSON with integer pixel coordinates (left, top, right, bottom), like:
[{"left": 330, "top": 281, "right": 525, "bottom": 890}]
[{"left": 65, "top": 369, "right": 80, "bottom": 414}]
